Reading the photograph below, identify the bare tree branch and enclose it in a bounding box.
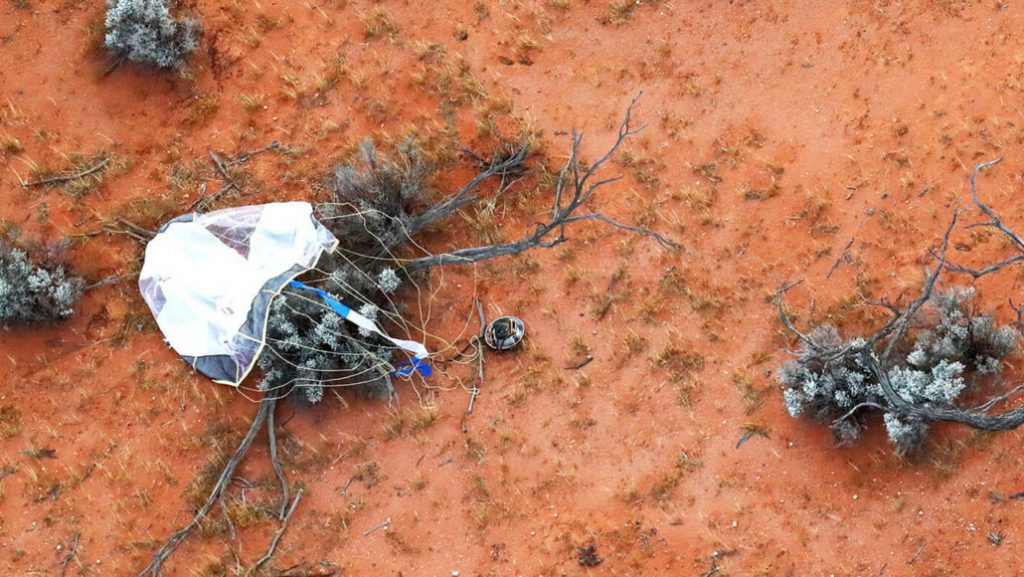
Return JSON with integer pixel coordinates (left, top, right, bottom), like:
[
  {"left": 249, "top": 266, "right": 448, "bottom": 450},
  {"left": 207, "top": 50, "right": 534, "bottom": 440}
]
[
  {"left": 406, "top": 144, "right": 531, "bottom": 237},
  {"left": 774, "top": 280, "right": 814, "bottom": 348},
  {"left": 251, "top": 488, "right": 303, "bottom": 574},
  {"left": 403, "top": 96, "right": 677, "bottom": 272},
  {"left": 945, "top": 157, "right": 1022, "bottom": 278},
  {"left": 267, "top": 404, "right": 290, "bottom": 520},
  {"left": 136, "top": 396, "right": 279, "bottom": 577},
  {"left": 880, "top": 209, "right": 960, "bottom": 361}
]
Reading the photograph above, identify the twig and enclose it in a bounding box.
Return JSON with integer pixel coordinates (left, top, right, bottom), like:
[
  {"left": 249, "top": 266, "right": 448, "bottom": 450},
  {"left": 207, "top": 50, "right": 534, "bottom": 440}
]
[
  {"left": 832, "top": 402, "right": 887, "bottom": 426},
  {"left": 85, "top": 273, "right": 134, "bottom": 291},
  {"left": 188, "top": 142, "right": 282, "bottom": 212},
  {"left": 774, "top": 281, "right": 818, "bottom": 351},
  {"left": 101, "top": 217, "right": 156, "bottom": 242},
  {"left": 225, "top": 140, "right": 281, "bottom": 167},
  {"left": 187, "top": 151, "right": 241, "bottom": 213},
  {"left": 58, "top": 533, "right": 80, "bottom": 577},
  {"left": 209, "top": 150, "right": 239, "bottom": 191},
  {"left": 566, "top": 356, "right": 593, "bottom": 370},
  {"left": 461, "top": 299, "right": 486, "bottom": 433},
  {"left": 907, "top": 541, "right": 925, "bottom": 565},
  {"left": 24, "top": 157, "right": 109, "bottom": 188},
  {"left": 967, "top": 158, "right": 1017, "bottom": 248},
  {"left": 945, "top": 159, "right": 1019, "bottom": 279},
  {"left": 827, "top": 238, "right": 855, "bottom": 279},
  {"left": 219, "top": 494, "right": 236, "bottom": 541},
  {"left": 973, "top": 383, "right": 1024, "bottom": 413},
  {"left": 251, "top": 489, "right": 303, "bottom": 573},
  {"left": 1012, "top": 299, "right": 1024, "bottom": 340},
  {"left": 362, "top": 516, "right": 391, "bottom": 537},
  {"left": 595, "top": 271, "right": 621, "bottom": 320}
]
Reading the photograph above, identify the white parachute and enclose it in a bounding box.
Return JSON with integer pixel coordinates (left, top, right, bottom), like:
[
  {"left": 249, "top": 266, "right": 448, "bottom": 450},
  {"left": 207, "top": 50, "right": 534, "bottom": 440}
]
[{"left": 138, "top": 202, "right": 429, "bottom": 386}]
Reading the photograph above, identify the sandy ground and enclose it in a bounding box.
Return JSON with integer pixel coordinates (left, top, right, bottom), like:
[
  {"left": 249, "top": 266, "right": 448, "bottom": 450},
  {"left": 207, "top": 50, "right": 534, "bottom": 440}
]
[{"left": 2, "top": 1, "right": 1024, "bottom": 575}]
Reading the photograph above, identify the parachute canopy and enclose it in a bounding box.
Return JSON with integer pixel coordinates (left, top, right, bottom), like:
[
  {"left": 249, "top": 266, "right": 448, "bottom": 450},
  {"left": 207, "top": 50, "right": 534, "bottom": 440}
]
[{"left": 139, "top": 202, "right": 338, "bottom": 385}]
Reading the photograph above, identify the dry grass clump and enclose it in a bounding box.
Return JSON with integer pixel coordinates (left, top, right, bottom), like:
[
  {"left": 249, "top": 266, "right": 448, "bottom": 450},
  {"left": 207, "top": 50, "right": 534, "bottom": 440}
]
[{"left": 362, "top": 7, "right": 399, "bottom": 39}]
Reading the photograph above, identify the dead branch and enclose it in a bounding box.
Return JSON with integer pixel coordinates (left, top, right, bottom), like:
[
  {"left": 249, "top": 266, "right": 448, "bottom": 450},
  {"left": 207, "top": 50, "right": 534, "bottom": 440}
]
[
  {"left": 84, "top": 273, "right": 134, "bottom": 290},
  {"left": 219, "top": 493, "right": 237, "bottom": 541},
  {"left": 567, "top": 356, "right": 594, "bottom": 370},
  {"left": 827, "top": 238, "right": 855, "bottom": 279},
  {"left": 24, "top": 157, "right": 110, "bottom": 188},
  {"left": 460, "top": 299, "right": 486, "bottom": 433},
  {"left": 774, "top": 280, "right": 817, "bottom": 351},
  {"left": 402, "top": 95, "right": 677, "bottom": 272},
  {"left": 226, "top": 140, "right": 281, "bottom": 167},
  {"left": 58, "top": 533, "right": 80, "bottom": 577},
  {"left": 866, "top": 353, "right": 1024, "bottom": 431},
  {"left": 136, "top": 396, "right": 279, "bottom": 577},
  {"left": 1011, "top": 299, "right": 1024, "bottom": 339},
  {"left": 190, "top": 143, "right": 282, "bottom": 212},
  {"left": 267, "top": 403, "right": 290, "bottom": 520},
  {"left": 405, "top": 144, "right": 531, "bottom": 238},
  {"left": 972, "top": 382, "right": 1024, "bottom": 413},
  {"left": 209, "top": 150, "right": 239, "bottom": 192},
  {"left": 362, "top": 516, "right": 391, "bottom": 537},
  {"left": 907, "top": 541, "right": 925, "bottom": 565},
  {"left": 103, "top": 56, "right": 126, "bottom": 76},
  {"left": 879, "top": 210, "right": 959, "bottom": 361},
  {"left": 251, "top": 488, "right": 303, "bottom": 574},
  {"left": 945, "top": 158, "right": 1021, "bottom": 278}
]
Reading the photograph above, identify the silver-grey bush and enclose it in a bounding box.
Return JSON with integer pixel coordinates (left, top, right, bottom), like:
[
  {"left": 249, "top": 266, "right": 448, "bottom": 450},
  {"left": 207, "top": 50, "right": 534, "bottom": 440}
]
[
  {"left": 105, "top": 0, "right": 200, "bottom": 69},
  {"left": 779, "top": 288, "right": 1017, "bottom": 455},
  {"left": 0, "top": 241, "right": 84, "bottom": 327}
]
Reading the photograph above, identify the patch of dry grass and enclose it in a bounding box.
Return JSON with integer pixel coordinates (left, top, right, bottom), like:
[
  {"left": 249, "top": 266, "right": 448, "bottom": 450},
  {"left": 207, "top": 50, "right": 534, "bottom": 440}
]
[{"left": 363, "top": 7, "right": 399, "bottom": 39}]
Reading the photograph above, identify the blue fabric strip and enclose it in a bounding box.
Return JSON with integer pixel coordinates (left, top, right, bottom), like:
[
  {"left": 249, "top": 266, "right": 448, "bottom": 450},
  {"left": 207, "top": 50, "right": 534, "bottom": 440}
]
[
  {"left": 287, "top": 280, "right": 430, "bottom": 377},
  {"left": 392, "top": 357, "right": 433, "bottom": 377},
  {"left": 289, "top": 280, "right": 351, "bottom": 317}
]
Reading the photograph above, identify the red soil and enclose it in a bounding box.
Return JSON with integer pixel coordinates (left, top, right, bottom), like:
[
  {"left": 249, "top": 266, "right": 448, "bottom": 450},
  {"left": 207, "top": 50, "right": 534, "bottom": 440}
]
[{"left": 3, "top": 1, "right": 1024, "bottom": 576}]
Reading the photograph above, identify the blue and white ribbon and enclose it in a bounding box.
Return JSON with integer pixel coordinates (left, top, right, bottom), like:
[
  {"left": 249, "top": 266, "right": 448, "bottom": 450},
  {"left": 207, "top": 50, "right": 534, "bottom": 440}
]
[{"left": 288, "top": 280, "right": 431, "bottom": 377}]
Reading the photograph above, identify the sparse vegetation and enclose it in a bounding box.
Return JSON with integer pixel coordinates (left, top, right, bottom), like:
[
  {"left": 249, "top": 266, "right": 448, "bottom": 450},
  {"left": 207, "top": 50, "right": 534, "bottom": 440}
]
[
  {"left": 362, "top": 7, "right": 399, "bottom": 39},
  {"left": 104, "top": 0, "right": 201, "bottom": 69},
  {"left": 0, "top": 234, "right": 83, "bottom": 327},
  {"left": 778, "top": 160, "right": 1024, "bottom": 455},
  {"left": 0, "top": 406, "right": 22, "bottom": 439},
  {"left": 654, "top": 345, "right": 704, "bottom": 382},
  {"left": 0, "top": 135, "right": 22, "bottom": 155}
]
